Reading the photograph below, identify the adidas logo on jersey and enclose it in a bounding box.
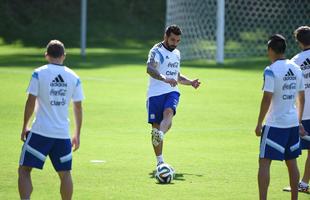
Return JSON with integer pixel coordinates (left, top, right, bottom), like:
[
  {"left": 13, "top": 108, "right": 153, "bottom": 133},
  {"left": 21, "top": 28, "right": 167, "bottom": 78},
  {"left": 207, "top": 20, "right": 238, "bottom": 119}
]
[
  {"left": 50, "top": 74, "right": 67, "bottom": 87},
  {"left": 300, "top": 58, "right": 310, "bottom": 70},
  {"left": 283, "top": 69, "right": 296, "bottom": 81}
]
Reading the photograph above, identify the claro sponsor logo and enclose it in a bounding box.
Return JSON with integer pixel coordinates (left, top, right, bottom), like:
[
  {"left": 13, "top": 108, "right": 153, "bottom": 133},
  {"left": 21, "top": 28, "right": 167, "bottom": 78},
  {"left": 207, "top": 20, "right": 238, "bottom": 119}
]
[
  {"left": 50, "top": 98, "right": 66, "bottom": 106},
  {"left": 282, "top": 94, "right": 295, "bottom": 100},
  {"left": 166, "top": 70, "right": 178, "bottom": 76}
]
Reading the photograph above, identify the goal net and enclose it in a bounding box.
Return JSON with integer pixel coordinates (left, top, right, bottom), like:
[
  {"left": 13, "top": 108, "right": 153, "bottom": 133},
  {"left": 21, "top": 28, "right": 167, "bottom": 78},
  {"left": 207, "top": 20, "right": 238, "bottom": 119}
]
[{"left": 166, "top": 0, "right": 310, "bottom": 61}]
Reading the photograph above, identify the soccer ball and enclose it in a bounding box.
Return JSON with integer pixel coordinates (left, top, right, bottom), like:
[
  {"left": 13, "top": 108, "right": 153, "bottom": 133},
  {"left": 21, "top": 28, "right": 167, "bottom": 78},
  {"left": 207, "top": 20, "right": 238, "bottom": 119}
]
[{"left": 155, "top": 163, "right": 175, "bottom": 184}]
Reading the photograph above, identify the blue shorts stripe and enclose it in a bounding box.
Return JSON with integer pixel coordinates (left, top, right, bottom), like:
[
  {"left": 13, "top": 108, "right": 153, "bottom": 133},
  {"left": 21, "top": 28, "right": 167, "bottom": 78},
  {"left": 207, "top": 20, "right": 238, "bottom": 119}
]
[
  {"left": 290, "top": 139, "right": 300, "bottom": 152},
  {"left": 25, "top": 145, "right": 47, "bottom": 161},
  {"left": 259, "top": 126, "right": 300, "bottom": 160},
  {"left": 260, "top": 126, "right": 270, "bottom": 158},
  {"left": 302, "top": 135, "right": 310, "bottom": 142},
  {"left": 266, "top": 139, "right": 285, "bottom": 153},
  {"left": 19, "top": 132, "right": 72, "bottom": 171},
  {"left": 60, "top": 153, "right": 72, "bottom": 163},
  {"left": 19, "top": 132, "right": 33, "bottom": 166}
]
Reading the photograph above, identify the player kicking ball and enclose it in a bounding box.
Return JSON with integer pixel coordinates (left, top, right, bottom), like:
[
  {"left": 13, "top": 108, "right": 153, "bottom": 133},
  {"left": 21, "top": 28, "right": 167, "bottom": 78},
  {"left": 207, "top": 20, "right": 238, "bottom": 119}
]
[{"left": 146, "top": 25, "right": 200, "bottom": 169}]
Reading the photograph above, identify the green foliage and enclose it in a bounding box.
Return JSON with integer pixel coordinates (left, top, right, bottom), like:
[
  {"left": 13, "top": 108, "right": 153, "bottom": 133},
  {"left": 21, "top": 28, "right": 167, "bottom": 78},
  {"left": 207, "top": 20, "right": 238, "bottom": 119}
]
[{"left": 0, "top": 0, "right": 165, "bottom": 47}]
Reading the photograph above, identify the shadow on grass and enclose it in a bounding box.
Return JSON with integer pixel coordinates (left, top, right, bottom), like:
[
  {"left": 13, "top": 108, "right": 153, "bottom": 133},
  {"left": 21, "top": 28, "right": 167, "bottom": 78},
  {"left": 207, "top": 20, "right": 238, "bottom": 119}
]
[
  {"left": 0, "top": 46, "right": 270, "bottom": 71},
  {"left": 149, "top": 170, "right": 203, "bottom": 182}
]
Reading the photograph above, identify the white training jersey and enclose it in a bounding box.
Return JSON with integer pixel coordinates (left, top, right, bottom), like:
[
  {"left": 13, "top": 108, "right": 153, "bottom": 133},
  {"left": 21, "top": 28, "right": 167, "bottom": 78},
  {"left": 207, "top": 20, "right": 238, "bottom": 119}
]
[
  {"left": 146, "top": 42, "right": 181, "bottom": 98},
  {"left": 27, "top": 64, "right": 84, "bottom": 139},
  {"left": 291, "top": 49, "right": 310, "bottom": 120},
  {"left": 263, "top": 59, "right": 304, "bottom": 128}
]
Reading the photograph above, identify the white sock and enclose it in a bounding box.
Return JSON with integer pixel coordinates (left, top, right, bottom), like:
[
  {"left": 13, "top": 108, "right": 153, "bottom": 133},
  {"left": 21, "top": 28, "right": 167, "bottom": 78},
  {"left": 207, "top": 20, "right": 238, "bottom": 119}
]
[
  {"left": 300, "top": 181, "right": 309, "bottom": 187},
  {"left": 156, "top": 155, "right": 164, "bottom": 164}
]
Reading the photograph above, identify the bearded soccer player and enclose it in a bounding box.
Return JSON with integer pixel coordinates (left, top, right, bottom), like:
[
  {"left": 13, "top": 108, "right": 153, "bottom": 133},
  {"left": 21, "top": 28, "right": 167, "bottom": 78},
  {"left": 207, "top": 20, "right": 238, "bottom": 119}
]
[{"left": 146, "top": 25, "right": 201, "bottom": 168}]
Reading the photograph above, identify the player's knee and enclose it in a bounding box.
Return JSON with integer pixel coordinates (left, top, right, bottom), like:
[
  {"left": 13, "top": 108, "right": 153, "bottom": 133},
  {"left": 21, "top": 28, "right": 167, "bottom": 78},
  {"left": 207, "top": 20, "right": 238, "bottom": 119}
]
[
  {"left": 163, "top": 108, "right": 174, "bottom": 118},
  {"left": 58, "top": 171, "right": 71, "bottom": 180},
  {"left": 18, "top": 166, "right": 32, "bottom": 176}
]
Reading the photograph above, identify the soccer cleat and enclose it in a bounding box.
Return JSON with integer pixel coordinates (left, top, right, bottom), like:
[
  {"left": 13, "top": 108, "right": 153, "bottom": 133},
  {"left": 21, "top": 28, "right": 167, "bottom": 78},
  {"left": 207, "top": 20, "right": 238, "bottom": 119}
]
[
  {"left": 282, "top": 183, "right": 310, "bottom": 194},
  {"left": 157, "top": 161, "right": 164, "bottom": 166},
  {"left": 298, "top": 182, "right": 309, "bottom": 193},
  {"left": 151, "top": 128, "right": 163, "bottom": 146}
]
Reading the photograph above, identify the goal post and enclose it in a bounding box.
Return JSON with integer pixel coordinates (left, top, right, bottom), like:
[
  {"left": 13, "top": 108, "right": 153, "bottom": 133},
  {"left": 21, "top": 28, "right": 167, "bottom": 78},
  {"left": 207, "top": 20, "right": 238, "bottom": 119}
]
[{"left": 216, "top": 0, "right": 225, "bottom": 64}]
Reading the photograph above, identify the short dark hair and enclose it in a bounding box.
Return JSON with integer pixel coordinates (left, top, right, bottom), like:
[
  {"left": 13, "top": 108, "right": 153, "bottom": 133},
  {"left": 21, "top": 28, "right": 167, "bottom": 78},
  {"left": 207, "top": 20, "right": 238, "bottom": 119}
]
[
  {"left": 46, "top": 40, "right": 65, "bottom": 58},
  {"left": 294, "top": 26, "right": 310, "bottom": 46},
  {"left": 267, "top": 34, "right": 286, "bottom": 54},
  {"left": 165, "top": 25, "right": 182, "bottom": 37}
]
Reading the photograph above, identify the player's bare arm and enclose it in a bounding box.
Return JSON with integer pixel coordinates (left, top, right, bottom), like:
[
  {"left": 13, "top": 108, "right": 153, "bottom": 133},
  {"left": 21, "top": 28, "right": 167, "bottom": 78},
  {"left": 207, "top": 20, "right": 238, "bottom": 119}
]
[
  {"left": 178, "top": 73, "right": 201, "bottom": 89},
  {"left": 147, "top": 61, "right": 178, "bottom": 87},
  {"left": 255, "top": 91, "right": 272, "bottom": 136},
  {"left": 72, "top": 101, "right": 83, "bottom": 151},
  {"left": 21, "top": 94, "right": 36, "bottom": 141},
  {"left": 298, "top": 91, "right": 308, "bottom": 136}
]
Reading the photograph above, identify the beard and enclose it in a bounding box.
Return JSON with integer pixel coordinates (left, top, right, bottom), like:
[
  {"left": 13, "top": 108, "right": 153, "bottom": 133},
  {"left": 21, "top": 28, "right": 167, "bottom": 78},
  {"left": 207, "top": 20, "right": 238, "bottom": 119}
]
[
  {"left": 163, "top": 40, "right": 177, "bottom": 51},
  {"left": 168, "top": 45, "right": 176, "bottom": 51}
]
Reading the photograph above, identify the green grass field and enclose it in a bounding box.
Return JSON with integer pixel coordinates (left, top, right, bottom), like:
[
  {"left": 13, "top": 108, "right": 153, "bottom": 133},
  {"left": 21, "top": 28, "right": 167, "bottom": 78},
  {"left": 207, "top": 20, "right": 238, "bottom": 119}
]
[{"left": 0, "top": 45, "right": 309, "bottom": 200}]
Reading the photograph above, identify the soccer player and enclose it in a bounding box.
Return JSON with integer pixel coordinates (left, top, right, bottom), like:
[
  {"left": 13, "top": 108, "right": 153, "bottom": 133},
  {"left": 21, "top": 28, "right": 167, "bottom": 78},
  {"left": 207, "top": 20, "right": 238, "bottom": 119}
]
[
  {"left": 18, "top": 40, "right": 84, "bottom": 200},
  {"left": 255, "top": 34, "right": 306, "bottom": 200},
  {"left": 290, "top": 26, "right": 310, "bottom": 193},
  {"left": 146, "top": 25, "right": 200, "bottom": 167}
]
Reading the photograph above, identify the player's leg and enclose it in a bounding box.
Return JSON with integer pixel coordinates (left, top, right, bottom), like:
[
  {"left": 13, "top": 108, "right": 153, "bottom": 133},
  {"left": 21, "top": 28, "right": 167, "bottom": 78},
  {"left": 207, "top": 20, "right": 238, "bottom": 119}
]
[
  {"left": 259, "top": 126, "right": 289, "bottom": 199},
  {"left": 300, "top": 150, "right": 310, "bottom": 190},
  {"left": 159, "top": 108, "right": 174, "bottom": 134},
  {"left": 152, "top": 123, "right": 164, "bottom": 165},
  {"left": 300, "top": 119, "right": 310, "bottom": 190},
  {"left": 18, "top": 132, "right": 53, "bottom": 199},
  {"left": 49, "top": 138, "right": 73, "bottom": 200},
  {"left": 158, "top": 91, "right": 180, "bottom": 136},
  {"left": 285, "top": 159, "right": 299, "bottom": 200},
  {"left": 18, "top": 166, "right": 33, "bottom": 199},
  {"left": 58, "top": 171, "right": 73, "bottom": 200},
  {"left": 258, "top": 158, "right": 272, "bottom": 200},
  {"left": 147, "top": 95, "right": 164, "bottom": 147},
  {"left": 151, "top": 108, "right": 173, "bottom": 166},
  {"left": 284, "top": 125, "right": 302, "bottom": 199}
]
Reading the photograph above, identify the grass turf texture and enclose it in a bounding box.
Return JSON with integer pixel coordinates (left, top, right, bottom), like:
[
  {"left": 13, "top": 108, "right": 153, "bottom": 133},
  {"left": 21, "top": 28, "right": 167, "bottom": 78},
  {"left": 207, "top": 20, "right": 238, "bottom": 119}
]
[{"left": 0, "top": 45, "right": 309, "bottom": 199}]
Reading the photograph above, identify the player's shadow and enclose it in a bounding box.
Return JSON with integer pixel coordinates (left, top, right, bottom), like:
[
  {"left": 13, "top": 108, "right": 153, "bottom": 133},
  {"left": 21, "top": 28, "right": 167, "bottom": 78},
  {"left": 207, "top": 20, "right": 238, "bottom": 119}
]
[{"left": 149, "top": 170, "right": 203, "bottom": 182}]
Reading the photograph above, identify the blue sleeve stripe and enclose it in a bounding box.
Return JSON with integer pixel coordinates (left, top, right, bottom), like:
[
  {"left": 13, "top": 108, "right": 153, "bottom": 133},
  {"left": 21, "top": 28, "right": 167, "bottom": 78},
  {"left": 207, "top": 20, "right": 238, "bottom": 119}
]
[
  {"left": 76, "top": 79, "right": 81, "bottom": 87},
  {"left": 154, "top": 49, "right": 164, "bottom": 64},
  {"left": 264, "top": 69, "right": 274, "bottom": 77},
  {"left": 32, "top": 72, "right": 39, "bottom": 80}
]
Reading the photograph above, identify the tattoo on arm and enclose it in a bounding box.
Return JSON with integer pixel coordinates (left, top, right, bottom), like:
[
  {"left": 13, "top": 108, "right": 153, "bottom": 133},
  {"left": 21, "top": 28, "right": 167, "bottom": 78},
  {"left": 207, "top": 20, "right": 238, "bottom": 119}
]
[{"left": 147, "top": 60, "right": 165, "bottom": 81}]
